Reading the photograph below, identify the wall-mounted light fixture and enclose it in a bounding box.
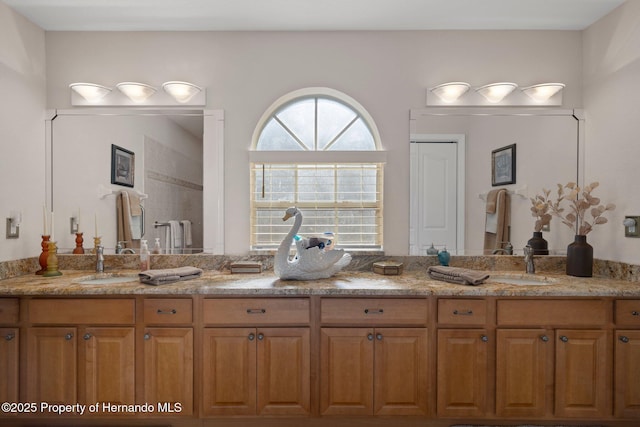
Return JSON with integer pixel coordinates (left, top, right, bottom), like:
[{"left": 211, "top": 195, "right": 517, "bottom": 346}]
[
  {"left": 475, "top": 82, "right": 518, "bottom": 103},
  {"left": 116, "top": 82, "right": 157, "bottom": 103},
  {"left": 521, "top": 83, "right": 566, "bottom": 102},
  {"left": 162, "top": 81, "right": 202, "bottom": 103},
  {"left": 69, "top": 80, "right": 206, "bottom": 106},
  {"left": 429, "top": 82, "right": 471, "bottom": 103},
  {"left": 623, "top": 216, "right": 640, "bottom": 237},
  {"left": 69, "top": 83, "right": 112, "bottom": 102},
  {"left": 426, "top": 81, "right": 565, "bottom": 106}
]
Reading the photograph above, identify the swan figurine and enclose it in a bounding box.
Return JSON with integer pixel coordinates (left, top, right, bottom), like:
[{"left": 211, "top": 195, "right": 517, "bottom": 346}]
[{"left": 274, "top": 207, "right": 351, "bottom": 280}]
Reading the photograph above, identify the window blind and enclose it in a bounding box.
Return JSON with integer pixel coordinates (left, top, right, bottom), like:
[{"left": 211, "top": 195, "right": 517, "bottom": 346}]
[{"left": 250, "top": 163, "right": 383, "bottom": 249}]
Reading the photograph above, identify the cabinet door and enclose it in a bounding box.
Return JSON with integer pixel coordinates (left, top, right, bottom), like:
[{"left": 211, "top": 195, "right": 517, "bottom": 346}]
[
  {"left": 202, "top": 328, "right": 257, "bottom": 416},
  {"left": 437, "top": 329, "right": 489, "bottom": 417},
  {"left": 320, "top": 328, "right": 374, "bottom": 415},
  {"left": 26, "top": 327, "right": 77, "bottom": 403},
  {"left": 615, "top": 330, "right": 640, "bottom": 418},
  {"left": 0, "top": 328, "right": 18, "bottom": 403},
  {"left": 143, "top": 328, "right": 193, "bottom": 415},
  {"left": 79, "top": 327, "right": 135, "bottom": 405},
  {"left": 374, "top": 328, "right": 428, "bottom": 416},
  {"left": 496, "top": 329, "right": 552, "bottom": 418},
  {"left": 257, "top": 327, "right": 310, "bottom": 415},
  {"left": 555, "top": 329, "right": 611, "bottom": 418}
]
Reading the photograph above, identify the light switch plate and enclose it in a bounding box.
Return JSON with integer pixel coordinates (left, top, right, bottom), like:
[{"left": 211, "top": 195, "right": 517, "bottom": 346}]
[{"left": 6, "top": 218, "right": 19, "bottom": 239}]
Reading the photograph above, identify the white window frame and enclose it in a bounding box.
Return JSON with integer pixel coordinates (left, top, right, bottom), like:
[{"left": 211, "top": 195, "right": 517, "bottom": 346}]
[{"left": 250, "top": 87, "right": 386, "bottom": 251}]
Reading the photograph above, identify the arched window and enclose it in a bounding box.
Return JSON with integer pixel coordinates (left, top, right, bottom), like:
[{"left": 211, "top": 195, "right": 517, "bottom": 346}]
[{"left": 250, "top": 88, "right": 384, "bottom": 250}]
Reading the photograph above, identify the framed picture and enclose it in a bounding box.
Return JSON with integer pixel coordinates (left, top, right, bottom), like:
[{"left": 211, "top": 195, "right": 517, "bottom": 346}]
[
  {"left": 111, "top": 144, "right": 135, "bottom": 187},
  {"left": 491, "top": 144, "right": 516, "bottom": 186}
]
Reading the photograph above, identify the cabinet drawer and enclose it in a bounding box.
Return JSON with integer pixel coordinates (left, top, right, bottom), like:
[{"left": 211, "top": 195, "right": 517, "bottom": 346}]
[
  {"left": 0, "top": 298, "right": 19, "bottom": 324},
  {"left": 203, "top": 298, "right": 309, "bottom": 325},
  {"left": 29, "top": 299, "right": 135, "bottom": 324},
  {"left": 497, "top": 299, "right": 610, "bottom": 326},
  {"left": 438, "top": 299, "right": 487, "bottom": 325},
  {"left": 143, "top": 298, "right": 192, "bottom": 324},
  {"left": 321, "top": 298, "right": 428, "bottom": 325},
  {"left": 616, "top": 300, "right": 640, "bottom": 326}
]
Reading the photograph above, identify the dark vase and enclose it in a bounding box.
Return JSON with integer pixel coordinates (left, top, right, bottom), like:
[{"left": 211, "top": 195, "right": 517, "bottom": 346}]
[
  {"left": 527, "top": 231, "right": 549, "bottom": 255},
  {"left": 566, "top": 234, "right": 593, "bottom": 277}
]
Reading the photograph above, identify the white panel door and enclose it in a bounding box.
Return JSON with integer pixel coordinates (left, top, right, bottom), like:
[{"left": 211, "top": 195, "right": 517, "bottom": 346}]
[{"left": 410, "top": 142, "right": 457, "bottom": 254}]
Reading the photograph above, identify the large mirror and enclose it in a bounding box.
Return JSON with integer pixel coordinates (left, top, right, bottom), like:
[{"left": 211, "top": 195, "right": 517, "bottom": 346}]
[
  {"left": 49, "top": 109, "right": 205, "bottom": 254},
  {"left": 409, "top": 108, "right": 583, "bottom": 256}
]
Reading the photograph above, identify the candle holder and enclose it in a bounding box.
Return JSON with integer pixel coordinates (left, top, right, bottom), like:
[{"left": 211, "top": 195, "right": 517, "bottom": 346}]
[
  {"left": 72, "top": 232, "right": 85, "bottom": 254},
  {"left": 93, "top": 236, "right": 102, "bottom": 254},
  {"left": 43, "top": 241, "right": 63, "bottom": 277},
  {"left": 36, "top": 235, "right": 50, "bottom": 275}
]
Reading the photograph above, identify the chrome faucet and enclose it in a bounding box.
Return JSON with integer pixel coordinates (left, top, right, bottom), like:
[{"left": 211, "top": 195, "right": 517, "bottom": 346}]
[
  {"left": 96, "top": 245, "right": 105, "bottom": 273},
  {"left": 492, "top": 241, "right": 513, "bottom": 255},
  {"left": 115, "top": 241, "right": 135, "bottom": 254},
  {"left": 523, "top": 245, "right": 535, "bottom": 274}
]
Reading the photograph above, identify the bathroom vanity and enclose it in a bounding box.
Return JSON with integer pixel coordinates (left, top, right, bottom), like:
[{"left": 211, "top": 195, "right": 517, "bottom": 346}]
[{"left": 0, "top": 269, "right": 638, "bottom": 427}]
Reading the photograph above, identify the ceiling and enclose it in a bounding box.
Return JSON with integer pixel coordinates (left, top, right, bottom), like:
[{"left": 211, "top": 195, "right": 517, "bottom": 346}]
[{"left": 3, "top": 0, "right": 625, "bottom": 32}]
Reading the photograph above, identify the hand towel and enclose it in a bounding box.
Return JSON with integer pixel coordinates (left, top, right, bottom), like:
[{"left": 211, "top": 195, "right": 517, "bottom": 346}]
[
  {"left": 485, "top": 188, "right": 500, "bottom": 213},
  {"left": 167, "top": 220, "right": 182, "bottom": 254},
  {"left": 484, "top": 189, "right": 510, "bottom": 254},
  {"left": 181, "top": 220, "right": 192, "bottom": 247},
  {"left": 427, "top": 266, "right": 490, "bottom": 286},
  {"left": 139, "top": 266, "right": 203, "bottom": 285}
]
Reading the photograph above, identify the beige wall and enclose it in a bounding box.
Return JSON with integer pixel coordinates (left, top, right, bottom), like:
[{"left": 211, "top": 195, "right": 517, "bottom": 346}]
[
  {"left": 583, "top": 1, "right": 640, "bottom": 265},
  {"left": 43, "top": 30, "right": 583, "bottom": 256},
  {"left": 0, "top": 2, "right": 46, "bottom": 262}
]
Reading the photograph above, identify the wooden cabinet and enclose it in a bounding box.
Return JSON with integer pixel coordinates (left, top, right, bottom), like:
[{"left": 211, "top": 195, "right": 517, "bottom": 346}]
[
  {"left": 495, "top": 328, "right": 552, "bottom": 418},
  {"left": 202, "top": 298, "right": 310, "bottom": 416},
  {"left": 615, "top": 299, "right": 640, "bottom": 418},
  {"left": 0, "top": 298, "right": 19, "bottom": 403},
  {"left": 25, "top": 299, "right": 136, "bottom": 406},
  {"left": 141, "top": 298, "right": 194, "bottom": 416},
  {"left": 142, "top": 327, "right": 193, "bottom": 415},
  {"left": 496, "top": 299, "right": 612, "bottom": 419},
  {"left": 436, "top": 329, "right": 489, "bottom": 417},
  {"left": 320, "top": 298, "right": 428, "bottom": 416}
]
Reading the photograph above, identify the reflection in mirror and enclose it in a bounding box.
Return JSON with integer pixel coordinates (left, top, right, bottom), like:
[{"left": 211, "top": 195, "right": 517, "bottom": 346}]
[
  {"left": 410, "top": 108, "right": 582, "bottom": 256},
  {"left": 50, "top": 110, "right": 204, "bottom": 254}
]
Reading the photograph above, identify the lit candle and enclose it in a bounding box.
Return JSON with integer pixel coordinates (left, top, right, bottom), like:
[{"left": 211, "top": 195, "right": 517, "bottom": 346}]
[
  {"left": 95, "top": 213, "right": 98, "bottom": 237},
  {"left": 50, "top": 211, "right": 55, "bottom": 242},
  {"left": 43, "top": 205, "right": 48, "bottom": 235}
]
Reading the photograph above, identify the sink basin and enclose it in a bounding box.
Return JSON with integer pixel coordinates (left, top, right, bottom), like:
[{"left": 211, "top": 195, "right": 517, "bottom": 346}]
[
  {"left": 75, "top": 273, "right": 139, "bottom": 285},
  {"left": 488, "top": 274, "right": 556, "bottom": 286}
]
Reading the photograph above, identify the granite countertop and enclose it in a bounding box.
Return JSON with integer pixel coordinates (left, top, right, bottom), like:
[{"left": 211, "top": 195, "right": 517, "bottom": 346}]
[{"left": 0, "top": 269, "right": 638, "bottom": 297}]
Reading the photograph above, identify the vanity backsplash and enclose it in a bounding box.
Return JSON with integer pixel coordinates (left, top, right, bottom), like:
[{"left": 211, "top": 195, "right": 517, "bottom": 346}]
[{"left": 1, "top": 254, "right": 638, "bottom": 282}]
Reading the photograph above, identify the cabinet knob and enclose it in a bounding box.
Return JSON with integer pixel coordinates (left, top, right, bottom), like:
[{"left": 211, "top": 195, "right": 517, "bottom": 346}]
[
  {"left": 5, "top": 333, "right": 15, "bottom": 341},
  {"left": 248, "top": 333, "right": 255, "bottom": 341},
  {"left": 559, "top": 335, "right": 569, "bottom": 343},
  {"left": 367, "top": 333, "right": 374, "bottom": 341},
  {"left": 619, "top": 335, "right": 630, "bottom": 344},
  {"left": 257, "top": 333, "right": 264, "bottom": 341},
  {"left": 632, "top": 311, "right": 639, "bottom": 316},
  {"left": 480, "top": 335, "right": 489, "bottom": 342},
  {"left": 540, "top": 335, "right": 549, "bottom": 342},
  {"left": 376, "top": 333, "right": 383, "bottom": 341},
  {"left": 83, "top": 333, "right": 92, "bottom": 340},
  {"left": 144, "top": 333, "right": 151, "bottom": 340},
  {"left": 64, "top": 333, "right": 74, "bottom": 341}
]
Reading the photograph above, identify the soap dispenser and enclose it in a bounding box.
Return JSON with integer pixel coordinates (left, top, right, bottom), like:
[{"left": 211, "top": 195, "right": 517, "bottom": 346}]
[
  {"left": 152, "top": 237, "right": 162, "bottom": 254},
  {"left": 140, "top": 240, "right": 150, "bottom": 271},
  {"left": 437, "top": 247, "right": 450, "bottom": 266},
  {"left": 426, "top": 243, "right": 439, "bottom": 256}
]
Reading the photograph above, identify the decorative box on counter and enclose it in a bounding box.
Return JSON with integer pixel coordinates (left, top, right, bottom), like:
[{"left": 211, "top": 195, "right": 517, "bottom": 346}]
[
  {"left": 372, "top": 261, "right": 404, "bottom": 275},
  {"left": 230, "top": 261, "right": 263, "bottom": 274}
]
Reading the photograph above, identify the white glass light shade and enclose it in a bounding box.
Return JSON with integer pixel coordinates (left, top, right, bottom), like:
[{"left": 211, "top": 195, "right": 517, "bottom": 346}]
[
  {"left": 69, "top": 83, "right": 111, "bottom": 102},
  {"left": 162, "top": 81, "right": 202, "bottom": 103},
  {"left": 116, "top": 82, "right": 157, "bottom": 102},
  {"left": 429, "top": 82, "right": 470, "bottom": 102},
  {"left": 521, "top": 83, "right": 565, "bottom": 102},
  {"left": 476, "top": 82, "right": 518, "bottom": 103}
]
